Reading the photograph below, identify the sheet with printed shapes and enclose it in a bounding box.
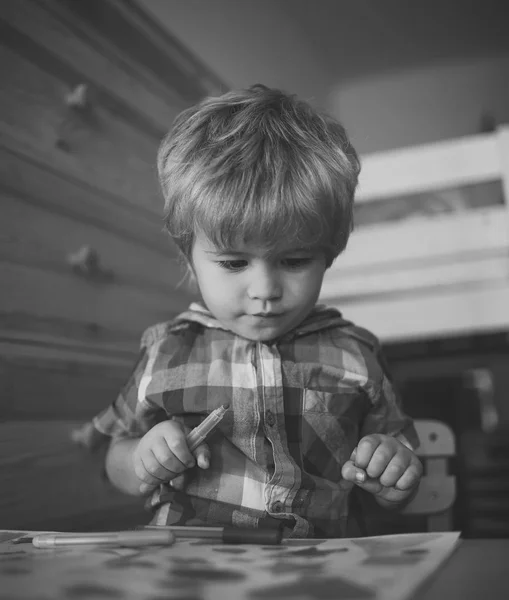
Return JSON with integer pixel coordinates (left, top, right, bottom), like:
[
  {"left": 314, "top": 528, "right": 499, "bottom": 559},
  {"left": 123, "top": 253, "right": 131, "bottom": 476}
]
[{"left": 0, "top": 530, "right": 460, "bottom": 600}]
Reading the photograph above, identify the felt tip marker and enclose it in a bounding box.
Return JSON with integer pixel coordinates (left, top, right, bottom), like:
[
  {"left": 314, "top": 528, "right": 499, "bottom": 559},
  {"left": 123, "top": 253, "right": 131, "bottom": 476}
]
[
  {"left": 187, "top": 403, "right": 229, "bottom": 451},
  {"left": 141, "top": 525, "right": 283, "bottom": 545},
  {"left": 29, "top": 530, "right": 175, "bottom": 549}
]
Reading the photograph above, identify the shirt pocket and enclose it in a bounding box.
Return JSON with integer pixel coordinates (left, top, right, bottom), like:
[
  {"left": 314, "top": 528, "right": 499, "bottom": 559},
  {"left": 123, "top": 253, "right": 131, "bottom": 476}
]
[{"left": 300, "top": 388, "right": 366, "bottom": 481}]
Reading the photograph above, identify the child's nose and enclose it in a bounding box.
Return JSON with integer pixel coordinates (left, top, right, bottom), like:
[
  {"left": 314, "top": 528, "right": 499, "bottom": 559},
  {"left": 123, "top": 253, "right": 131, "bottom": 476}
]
[{"left": 247, "top": 265, "right": 282, "bottom": 301}]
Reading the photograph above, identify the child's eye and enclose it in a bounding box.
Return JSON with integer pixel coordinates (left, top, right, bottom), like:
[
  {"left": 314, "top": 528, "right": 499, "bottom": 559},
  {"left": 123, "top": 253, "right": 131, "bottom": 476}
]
[
  {"left": 217, "top": 260, "right": 248, "bottom": 271},
  {"left": 281, "top": 257, "right": 313, "bottom": 269}
]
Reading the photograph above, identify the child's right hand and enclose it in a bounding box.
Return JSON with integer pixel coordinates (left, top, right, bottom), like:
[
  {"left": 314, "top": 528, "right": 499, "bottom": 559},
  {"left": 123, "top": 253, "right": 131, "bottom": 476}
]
[{"left": 132, "top": 420, "right": 210, "bottom": 495}]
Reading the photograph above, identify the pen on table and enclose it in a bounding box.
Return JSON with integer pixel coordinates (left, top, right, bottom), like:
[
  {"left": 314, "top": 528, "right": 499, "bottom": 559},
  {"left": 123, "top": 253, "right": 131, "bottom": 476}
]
[
  {"left": 140, "top": 525, "right": 283, "bottom": 545},
  {"left": 14, "top": 530, "right": 175, "bottom": 549}
]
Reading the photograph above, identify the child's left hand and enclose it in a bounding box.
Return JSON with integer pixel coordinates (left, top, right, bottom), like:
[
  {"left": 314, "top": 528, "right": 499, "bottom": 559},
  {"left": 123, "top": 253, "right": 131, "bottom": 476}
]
[{"left": 341, "top": 434, "right": 423, "bottom": 507}]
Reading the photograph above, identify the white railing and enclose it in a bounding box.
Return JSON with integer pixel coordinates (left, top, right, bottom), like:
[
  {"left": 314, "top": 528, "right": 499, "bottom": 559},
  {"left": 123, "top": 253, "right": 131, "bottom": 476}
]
[{"left": 321, "top": 127, "right": 509, "bottom": 342}]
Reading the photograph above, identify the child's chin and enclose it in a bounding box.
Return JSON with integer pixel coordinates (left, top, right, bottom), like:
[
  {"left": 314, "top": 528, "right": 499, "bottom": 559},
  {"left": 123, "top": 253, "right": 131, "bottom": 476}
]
[{"left": 233, "top": 323, "right": 286, "bottom": 343}]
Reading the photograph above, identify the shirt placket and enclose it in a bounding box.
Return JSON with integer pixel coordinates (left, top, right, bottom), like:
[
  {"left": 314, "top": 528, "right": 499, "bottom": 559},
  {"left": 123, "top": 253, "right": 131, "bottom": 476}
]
[{"left": 258, "top": 343, "right": 308, "bottom": 535}]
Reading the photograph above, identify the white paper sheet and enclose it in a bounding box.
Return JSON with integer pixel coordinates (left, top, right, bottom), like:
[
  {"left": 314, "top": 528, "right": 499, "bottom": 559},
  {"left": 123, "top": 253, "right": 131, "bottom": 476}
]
[{"left": 0, "top": 530, "right": 461, "bottom": 599}]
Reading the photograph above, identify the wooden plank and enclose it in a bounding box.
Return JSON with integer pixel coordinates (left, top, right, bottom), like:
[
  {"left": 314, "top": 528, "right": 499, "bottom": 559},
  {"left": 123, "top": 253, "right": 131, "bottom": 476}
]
[
  {"left": 357, "top": 130, "right": 502, "bottom": 201},
  {"left": 0, "top": 352, "right": 132, "bottom": 418},
  {"left": 496, "top": 128, "right": 509, "bottom": 239},
  {"left": 354, "top": 179, "right": 504, "bottom": 229},
  {"left": 328, "top": 281, "right": 509, "bottom": 342},
  {"left": 0, "top": 0, "right": 184, "bottom": 133},
  {"left": 0, "top": 44, "right": 166, "bottom": 215},
  {"left": 321, "top": 253, "right": 509, "bottom": 300},
  {"left": 0, "top": 420, "right": 147, "bottom": 529},
  {"left": 0, "top": 312, "right": 136, "bottom": 358},
  {"left": 332, "top": 206, "right": 509, "bottom": 270},
  {"left": 0, "top": 338, "right": 135, "bottom": 368},
  {"left": 0, "top": 261, "right": 191, "bottom": 339},
  {"left": 47, "top": 0, "right": 225, "bottom": 100},
  {"left": 0, "top": 145, "right": 172, "bottom": 258},
  {"left": 0, "top": 189, "right": 185, "bottom": 298}
]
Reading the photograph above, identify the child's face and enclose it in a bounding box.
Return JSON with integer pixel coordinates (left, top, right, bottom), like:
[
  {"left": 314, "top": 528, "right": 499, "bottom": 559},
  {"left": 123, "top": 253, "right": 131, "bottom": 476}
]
[{"left": 190, "top": 231, "right": 327, "bottom": 342}]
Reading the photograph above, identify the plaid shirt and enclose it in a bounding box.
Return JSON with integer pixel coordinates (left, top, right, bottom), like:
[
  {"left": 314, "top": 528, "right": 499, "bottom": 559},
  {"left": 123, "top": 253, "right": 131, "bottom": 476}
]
[{"left": 83, "top": 303, "right": 418, "bottom": 538}]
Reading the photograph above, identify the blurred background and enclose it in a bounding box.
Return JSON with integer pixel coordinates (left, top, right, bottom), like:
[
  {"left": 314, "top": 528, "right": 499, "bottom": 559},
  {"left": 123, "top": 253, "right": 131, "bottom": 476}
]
[{"left": 1, "top": 0, "right": 508, "bottom": 537}]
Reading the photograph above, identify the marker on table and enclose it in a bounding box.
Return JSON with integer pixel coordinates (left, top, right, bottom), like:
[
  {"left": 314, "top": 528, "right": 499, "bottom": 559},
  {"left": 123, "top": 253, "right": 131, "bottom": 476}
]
[
  {"left": 22, "top": 530, "right": 176, "bottom": 549},
  {"left": 186, "top": 403, "right": 229, "bottom": 451},
  {"left": 141, "top": 525, "right": 283, "bottom": 545}
]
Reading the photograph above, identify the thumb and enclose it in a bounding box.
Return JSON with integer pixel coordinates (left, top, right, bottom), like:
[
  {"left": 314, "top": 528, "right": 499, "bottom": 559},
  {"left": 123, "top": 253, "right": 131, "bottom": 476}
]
[
  {"left": 342, "top": 451, "right": 385, "bottom": 495},
  {"left": 169, "top": 473, "right": 187, "bottom": 491},
  {"left": 182, "top": 424, "right": 210, "bottom": 469},
  {"left": 342, "top": 448, "right": 365, "bottom": 483},
  {"left": 342, "top": 458, "right": 367, "bottom": 484},
  {"left": 193, "top": 442, "right": 211, "bottom": 469},
  {"left": 342, "top": 458, "right": 384, "bottom": 495}
]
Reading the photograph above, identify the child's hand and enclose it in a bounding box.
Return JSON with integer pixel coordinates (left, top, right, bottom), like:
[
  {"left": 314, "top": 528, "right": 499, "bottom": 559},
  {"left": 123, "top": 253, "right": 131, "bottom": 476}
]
[
  {"left": 341, "top": 434, "right": 422, "bottom": 507},
  {"left": 132, "top": 420, "right": 210, "bottom": 495}
]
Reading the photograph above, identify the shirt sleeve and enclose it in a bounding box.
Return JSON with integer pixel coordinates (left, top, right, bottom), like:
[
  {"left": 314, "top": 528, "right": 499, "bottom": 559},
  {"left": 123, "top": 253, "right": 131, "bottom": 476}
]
[
  {"left": 72, "top": 331, "right": 167, "bottom": 453},
  {"left": 359, "top": 345, "right": 419, "bottom": 451}
]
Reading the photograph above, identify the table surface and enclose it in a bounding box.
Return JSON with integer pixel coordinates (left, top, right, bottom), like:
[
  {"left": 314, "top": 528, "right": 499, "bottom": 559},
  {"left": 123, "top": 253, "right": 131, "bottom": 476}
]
[{"left": 413, "top": 539, "right": 509, "bottom": 600}]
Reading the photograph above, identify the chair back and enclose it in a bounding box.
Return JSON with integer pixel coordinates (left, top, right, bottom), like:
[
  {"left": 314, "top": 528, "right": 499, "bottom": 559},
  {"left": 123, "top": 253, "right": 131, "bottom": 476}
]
[{"left": 403, "top": 419, "right": 457, "bottom": 530}]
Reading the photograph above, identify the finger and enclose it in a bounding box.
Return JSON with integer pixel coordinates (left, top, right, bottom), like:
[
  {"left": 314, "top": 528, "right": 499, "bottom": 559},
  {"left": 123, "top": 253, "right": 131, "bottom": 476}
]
[
  {"left": 341, "top": 459, "right": 367, "bottom": 484},
  {"left": 365, "top": 444, "right": 395, "bottom": 479},
  {"left": 169, "top": 473, "right": 187, "bottom": 491},
  {"left": 395, "top": 461, "right": 423, "bottom": 491},
  {"left": 151, "top": 437, "right": 189, "bottom": 475},
  {"left": 379, "top": 455, "right": 409, "bottom": 488},
  {"left": 162, "top": 424, "right": 195, "bottom": 469},
  {"left": 353, "top": 436, "right": 382, "bottom": 470},
  {"left": 194, "top": 443, "right": 211, "bottom": 469},
  {"left": 140, "top": 450, "right": 178, "bottom": 484},
  {"left": 345, "top": 467, "right": 384, "bottom": 496},
  {"left": 182, "top": 424, "right": 209, "bottom": 468},
  {"left": 139, "top": 482, "right": 159, "bottom": 495},
  {"left": 132, "top": 451, "right": 165, "bottom": 486}
]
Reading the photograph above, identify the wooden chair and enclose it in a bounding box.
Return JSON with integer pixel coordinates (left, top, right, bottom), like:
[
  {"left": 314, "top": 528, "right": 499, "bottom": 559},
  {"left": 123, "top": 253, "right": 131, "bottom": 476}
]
[{"left": 403, "top": 419, "right": 457, "bottom": 530}]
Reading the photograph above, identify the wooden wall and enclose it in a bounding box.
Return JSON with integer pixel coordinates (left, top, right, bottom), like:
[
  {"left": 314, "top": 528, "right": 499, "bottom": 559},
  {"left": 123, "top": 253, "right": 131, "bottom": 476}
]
[{"left": 0, "top": 0, "right": 225, "bottom": 530}]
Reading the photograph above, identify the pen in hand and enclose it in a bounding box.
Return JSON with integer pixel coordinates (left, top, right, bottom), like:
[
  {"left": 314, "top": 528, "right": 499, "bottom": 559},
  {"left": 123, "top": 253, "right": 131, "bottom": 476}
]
[
  {"left": 139, "top": 403, "right": 229, "bottom": 495},
  {"left": 186, "top": 403, "right": 229, "bottom": 452}
]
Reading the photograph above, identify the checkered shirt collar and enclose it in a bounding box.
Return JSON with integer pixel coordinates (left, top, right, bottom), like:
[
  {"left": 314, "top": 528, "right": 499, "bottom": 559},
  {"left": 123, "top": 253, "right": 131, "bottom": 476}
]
[{"left": 174, "top": 302, "right": 351, "bottom": 341}]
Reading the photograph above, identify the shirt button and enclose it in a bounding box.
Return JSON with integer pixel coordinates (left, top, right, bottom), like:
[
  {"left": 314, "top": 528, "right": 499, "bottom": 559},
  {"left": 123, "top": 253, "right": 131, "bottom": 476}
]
[
  {"left": 271, "top": 501, "right": 284, "bottom": 513},
  {"left": 265, "top": 410, "right": 275, "bottom": 427}
]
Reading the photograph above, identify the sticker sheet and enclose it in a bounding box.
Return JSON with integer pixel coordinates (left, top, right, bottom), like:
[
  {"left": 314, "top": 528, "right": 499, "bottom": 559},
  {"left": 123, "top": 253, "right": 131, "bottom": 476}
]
[{"left": 0, "top": 530, "right": 460, "bottom": 600}]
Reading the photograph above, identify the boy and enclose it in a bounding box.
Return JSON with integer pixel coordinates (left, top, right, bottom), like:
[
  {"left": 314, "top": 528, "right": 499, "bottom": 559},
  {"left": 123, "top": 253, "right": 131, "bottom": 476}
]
[{"left": 82, "top": 84, "right": 422, "bottom": 538}]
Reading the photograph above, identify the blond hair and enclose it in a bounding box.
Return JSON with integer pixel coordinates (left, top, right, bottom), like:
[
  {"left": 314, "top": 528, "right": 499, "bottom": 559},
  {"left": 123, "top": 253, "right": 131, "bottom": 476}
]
[{"left": 157, "top": 84, "right": 360, "bottom": 267}]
